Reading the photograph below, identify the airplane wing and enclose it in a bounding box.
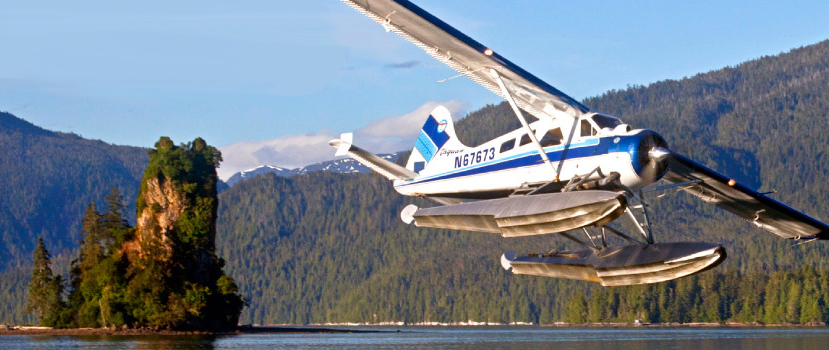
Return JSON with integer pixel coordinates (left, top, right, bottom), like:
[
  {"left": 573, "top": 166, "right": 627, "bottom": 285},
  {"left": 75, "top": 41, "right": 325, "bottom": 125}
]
[
  {"left": 341, "top": 0, "right": 590, "bottom": 121},
  {"left": 663, "top": 152, "right": 829, "bottom": 240}
]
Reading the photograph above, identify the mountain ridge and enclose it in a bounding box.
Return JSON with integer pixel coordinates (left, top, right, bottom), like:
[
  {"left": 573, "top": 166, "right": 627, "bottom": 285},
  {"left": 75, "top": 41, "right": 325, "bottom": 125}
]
[
  {"left": 0, "top": 112, "right": 58, "bottom": 138},
  {"left": 0, "top": 112, "right": 149, "bottom": 269},
  {"left": 2, "top": 39, "right": 829, "bottom": 324},
  {"left": 215, "top": 39, "right": 829, "bottom": 324}
]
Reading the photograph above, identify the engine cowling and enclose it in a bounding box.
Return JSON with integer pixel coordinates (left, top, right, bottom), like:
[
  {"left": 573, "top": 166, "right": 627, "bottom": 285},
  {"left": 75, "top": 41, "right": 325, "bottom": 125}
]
[
  {"left": 634, "top": 131, "right": 670, "bottom": 183},
  {"left": 610, "top": 130, "right": 670, "bottom": 184}
]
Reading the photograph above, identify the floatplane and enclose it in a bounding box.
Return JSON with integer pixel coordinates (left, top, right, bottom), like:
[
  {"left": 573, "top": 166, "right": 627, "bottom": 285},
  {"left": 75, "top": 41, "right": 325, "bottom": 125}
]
[{"left": 329, "top": 0, "right": 829, "bottom": 286}]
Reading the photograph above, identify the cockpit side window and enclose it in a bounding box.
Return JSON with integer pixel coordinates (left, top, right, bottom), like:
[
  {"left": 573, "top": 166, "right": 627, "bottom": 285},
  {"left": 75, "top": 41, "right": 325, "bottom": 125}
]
[
  {"left": 592, "top": 114, "right": 622, "bottom": 129},
  {"left": 539, "top": 128, "right": 564, "bottom": 147},
  {"left": 580, "top": 120, "right": 597, "bottom": 137},
  {"left": 519, "top": 129, "right": 535, "bottom": 146},
  {"left": 500, "top": 139, "right": 515, "bottom": 153}
]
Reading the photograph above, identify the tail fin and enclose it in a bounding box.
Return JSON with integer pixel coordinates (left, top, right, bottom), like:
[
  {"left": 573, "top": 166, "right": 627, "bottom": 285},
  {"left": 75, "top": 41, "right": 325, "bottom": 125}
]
[{"left": 405, "top": 105, "right": 468, "bottom": 174}]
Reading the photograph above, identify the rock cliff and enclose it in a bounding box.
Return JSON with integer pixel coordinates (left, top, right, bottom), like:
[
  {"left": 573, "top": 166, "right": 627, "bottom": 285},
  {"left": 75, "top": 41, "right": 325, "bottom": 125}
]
[{"left": 123, "top": 136, "right": 243, "bottom": 330}]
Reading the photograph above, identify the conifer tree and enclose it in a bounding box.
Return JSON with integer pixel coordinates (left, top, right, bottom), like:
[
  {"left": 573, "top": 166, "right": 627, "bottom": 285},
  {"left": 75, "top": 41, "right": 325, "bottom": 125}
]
[
  {"left": 25, "top": 237, "right": 64, "bottom": 326},
  {"left": 69, "top": 202, "right": 107, "bottom": 327},
  {"left": 68, "top": 192, "right": 132, "bottom": 328},
  {"left": 565, "top": 293, "right": 587, "bottom": 323},
  {"left": 102, "top": 187, "right": 130, "bottom": 247},
  {"left": 78, "top": 202, "right": 105, "bottom": 272}
]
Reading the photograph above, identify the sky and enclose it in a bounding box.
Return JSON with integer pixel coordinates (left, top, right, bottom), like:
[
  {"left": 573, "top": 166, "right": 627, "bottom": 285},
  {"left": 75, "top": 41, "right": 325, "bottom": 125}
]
[{"left": 2, "top": 0, "right": 828, "bottom": 180}]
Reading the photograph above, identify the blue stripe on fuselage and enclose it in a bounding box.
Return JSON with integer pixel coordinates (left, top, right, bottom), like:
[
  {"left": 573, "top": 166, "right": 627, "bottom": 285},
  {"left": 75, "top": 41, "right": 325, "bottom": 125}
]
[{"left": 397, "top": 137, "right": 614, "bottom": 188}]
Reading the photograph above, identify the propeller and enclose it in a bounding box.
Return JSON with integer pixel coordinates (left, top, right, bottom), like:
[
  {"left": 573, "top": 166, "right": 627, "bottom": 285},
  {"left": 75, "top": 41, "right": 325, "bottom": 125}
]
[{"left": 637, "top": 134, "right": 670, "bottom": 182}]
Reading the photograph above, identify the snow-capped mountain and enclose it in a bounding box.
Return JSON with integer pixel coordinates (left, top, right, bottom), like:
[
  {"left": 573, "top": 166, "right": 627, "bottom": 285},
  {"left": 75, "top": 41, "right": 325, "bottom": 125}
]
[
  {"left": 225, "top": 165, "right": 294, "bottom": 186},
  {"left": 225, "top": 153, "right": 402, "bottom": 186}
]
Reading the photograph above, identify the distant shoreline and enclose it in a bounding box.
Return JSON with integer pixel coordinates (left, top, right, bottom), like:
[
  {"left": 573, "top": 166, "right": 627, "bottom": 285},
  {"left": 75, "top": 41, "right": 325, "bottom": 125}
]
[
  {"left": 302, "top": 321, "right": 828, "bottom": 328},
  {"left": 1, "top": 322, "right": 826, "bottom": 336},
  {"left": 0, "top": 325, "right": 380, "bottom": 336}
]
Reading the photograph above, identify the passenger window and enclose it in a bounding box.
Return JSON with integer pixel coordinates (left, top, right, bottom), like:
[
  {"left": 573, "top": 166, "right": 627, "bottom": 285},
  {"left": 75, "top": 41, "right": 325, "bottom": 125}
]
[
  {"left": 500, "top": 139, "right": 515, "bottom": 153},
  {"left": 519, "top": 133, "right": 532, "bottom": 146},
  {"left": 580, "top": 120, "right": 596, "bottom": 137},
  {"left": 539, "top": 128, "right": 564, "bottom": 147},
  {"left": 413, "top": 161, "right": 425, "bottom": 173}
]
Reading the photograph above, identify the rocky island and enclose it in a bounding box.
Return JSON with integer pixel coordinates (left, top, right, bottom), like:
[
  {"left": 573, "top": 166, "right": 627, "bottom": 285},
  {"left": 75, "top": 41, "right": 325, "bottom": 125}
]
[{"left": 25, "top": 137, "right": 244, "bottom": 330}]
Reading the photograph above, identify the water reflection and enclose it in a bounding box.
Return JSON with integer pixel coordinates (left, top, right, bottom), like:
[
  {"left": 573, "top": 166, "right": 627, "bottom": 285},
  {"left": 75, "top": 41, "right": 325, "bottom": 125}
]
[
  {"left": 2, "top": 328, "right": 829, "bottom": 349},
  {"left": 19, "top": 334, "right": 219, "bottom": 350}
]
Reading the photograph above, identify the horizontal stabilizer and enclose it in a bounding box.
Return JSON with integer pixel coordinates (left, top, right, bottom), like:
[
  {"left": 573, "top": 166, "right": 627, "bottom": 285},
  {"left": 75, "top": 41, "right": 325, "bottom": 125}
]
[
  {"left": 329, "top": 133, "right": 418, "bottom": 181},
  {"left": 333, "top": 132, "right": 353, "bottom": 157}
]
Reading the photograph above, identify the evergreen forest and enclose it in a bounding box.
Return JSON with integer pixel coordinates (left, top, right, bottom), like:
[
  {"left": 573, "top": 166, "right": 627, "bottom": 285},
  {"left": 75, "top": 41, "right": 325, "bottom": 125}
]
[
  {"left": 215, "top": 39, "right": 829, "bottom": 325},
  {"left": 3, "top": 39, "right": 829, "bottom": 325}
]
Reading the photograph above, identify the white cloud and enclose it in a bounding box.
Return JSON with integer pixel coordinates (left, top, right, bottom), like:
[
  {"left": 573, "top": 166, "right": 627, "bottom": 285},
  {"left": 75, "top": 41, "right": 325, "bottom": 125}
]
[
  {"left": 217, "top": 100, "right": 468, "bottom": 180},
  {"left": 217, "top": 132, "right": 335, "bottom": 181},
  {"left": 357, "top": 100, "right": 466, "bottom": 138}
]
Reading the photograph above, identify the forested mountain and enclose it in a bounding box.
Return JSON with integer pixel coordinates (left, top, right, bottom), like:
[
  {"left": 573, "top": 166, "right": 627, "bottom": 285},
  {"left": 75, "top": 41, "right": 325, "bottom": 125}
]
[
  {"left": 215, "top": 40, "right": 829, "bottom": 324},
  {"left": 0, "top": 113, "right": 148, "bottom": 268},
  {"left": 3, "top": 39, "right": 829, "bottom": 325},
  {"left": 0, "top": 114, "right": 149, "bottom": 323}
]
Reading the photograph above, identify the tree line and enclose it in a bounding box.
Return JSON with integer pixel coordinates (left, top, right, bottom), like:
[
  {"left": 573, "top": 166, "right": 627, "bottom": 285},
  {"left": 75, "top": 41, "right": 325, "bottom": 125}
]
[{"left": 565, "top": 266, "right": 829, "bottom": 324}]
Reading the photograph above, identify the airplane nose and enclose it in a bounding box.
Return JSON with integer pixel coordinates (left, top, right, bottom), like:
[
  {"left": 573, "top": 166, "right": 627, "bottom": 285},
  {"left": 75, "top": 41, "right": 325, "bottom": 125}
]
[{"left": 636, "top": 133, "right": 670, "bottom": 183}]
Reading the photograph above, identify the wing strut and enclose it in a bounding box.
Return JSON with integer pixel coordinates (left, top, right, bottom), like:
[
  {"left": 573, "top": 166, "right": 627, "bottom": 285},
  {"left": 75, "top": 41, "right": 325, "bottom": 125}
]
[{"left": 490, "top": 68, "right": 557, "bottom": 180}]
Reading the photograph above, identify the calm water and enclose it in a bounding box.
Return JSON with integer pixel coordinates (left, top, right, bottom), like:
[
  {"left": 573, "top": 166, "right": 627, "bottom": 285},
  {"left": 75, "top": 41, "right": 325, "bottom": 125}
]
[{"left": 2, "top": 327, "right": 829, "bottom": 349}]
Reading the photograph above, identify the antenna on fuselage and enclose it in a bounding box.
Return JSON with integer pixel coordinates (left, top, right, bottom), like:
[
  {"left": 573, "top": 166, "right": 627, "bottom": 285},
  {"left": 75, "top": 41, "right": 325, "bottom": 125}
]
[{"left": 490, "top": 68, "right": 559, "bottom": 180}]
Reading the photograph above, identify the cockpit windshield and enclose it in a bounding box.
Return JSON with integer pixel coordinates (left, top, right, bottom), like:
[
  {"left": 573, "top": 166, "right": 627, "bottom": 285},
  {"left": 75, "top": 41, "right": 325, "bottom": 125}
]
[{"left": 592, "top": 114, "right": 622, "bottom": 129}]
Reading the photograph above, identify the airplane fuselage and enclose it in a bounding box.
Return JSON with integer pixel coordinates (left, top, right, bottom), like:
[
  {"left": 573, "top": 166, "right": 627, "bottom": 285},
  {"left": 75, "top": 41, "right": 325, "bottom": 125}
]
[{"left": 394, "top": 113, "right": 668, "bottom": 199}]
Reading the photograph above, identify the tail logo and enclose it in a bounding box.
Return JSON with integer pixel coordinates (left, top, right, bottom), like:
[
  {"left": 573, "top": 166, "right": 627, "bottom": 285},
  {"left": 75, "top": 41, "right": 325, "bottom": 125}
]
[
  {"left": 415, "top": 115, "right": 451, "bottom": 162},
  {"left": 437, "top": 120, "right": 448, "bottom": 133}
]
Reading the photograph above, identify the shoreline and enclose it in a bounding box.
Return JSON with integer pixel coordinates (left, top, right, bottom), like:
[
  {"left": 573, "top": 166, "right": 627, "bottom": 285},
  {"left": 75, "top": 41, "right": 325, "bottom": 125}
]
[
  {"left": 304, "top": 321, "right": 828, "bottom": 328},
  {"left": 1, "top": 322, "right": 826, "bottom": 336},
  {"left": 0, "top": 325, "right": 379, "bottom": 336}
]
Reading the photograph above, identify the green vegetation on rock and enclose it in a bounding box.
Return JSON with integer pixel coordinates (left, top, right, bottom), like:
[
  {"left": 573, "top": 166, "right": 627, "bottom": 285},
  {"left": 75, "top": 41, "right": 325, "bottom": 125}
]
[
  {"left": 126, "top": 137, "right": 244, "bottom": 329},
  {"left": 25, "top": 138, "right": 244, "bottom": 330}
]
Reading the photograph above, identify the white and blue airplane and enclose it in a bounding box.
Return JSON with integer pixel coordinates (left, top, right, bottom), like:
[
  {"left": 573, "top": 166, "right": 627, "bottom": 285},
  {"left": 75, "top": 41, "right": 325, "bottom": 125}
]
[{"left": 330, "top": 0, "right": 829, "bottom": 286}]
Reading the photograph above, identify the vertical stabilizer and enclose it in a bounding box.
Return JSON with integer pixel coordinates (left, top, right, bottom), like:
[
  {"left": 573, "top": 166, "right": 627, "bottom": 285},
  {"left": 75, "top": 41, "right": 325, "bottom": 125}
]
[{"left": 405, "top": 105, "right": 467, "bottom": 174}]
